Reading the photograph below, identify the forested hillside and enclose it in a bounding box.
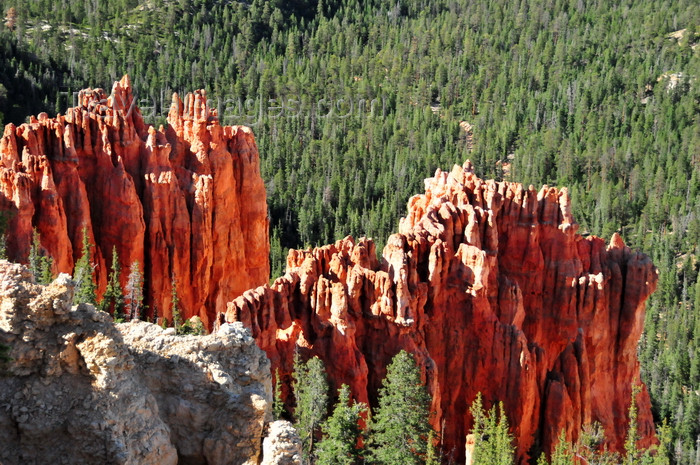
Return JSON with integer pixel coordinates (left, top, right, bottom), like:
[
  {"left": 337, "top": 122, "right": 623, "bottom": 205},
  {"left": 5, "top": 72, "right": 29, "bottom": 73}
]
[{"left": 0, "top": 0, "right": 698, "bottom": 462}]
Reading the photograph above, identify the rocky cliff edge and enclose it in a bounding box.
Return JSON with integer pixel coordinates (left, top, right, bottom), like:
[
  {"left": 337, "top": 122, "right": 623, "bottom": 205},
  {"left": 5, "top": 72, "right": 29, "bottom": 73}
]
[{"left": 0, "top": 260, "right": 272, "bottom": 465}]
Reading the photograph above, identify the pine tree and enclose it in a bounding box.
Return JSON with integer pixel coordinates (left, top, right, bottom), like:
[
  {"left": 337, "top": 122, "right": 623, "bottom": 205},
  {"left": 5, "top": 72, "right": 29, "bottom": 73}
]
[
  {"left": 638, "top": 419, "right": 671, "bottom": 465},
  {"left": 28, "top": 229, "right": 42, "bottom": 278},
  {"left": 183, "top": 316, "right": 206, "bottom": 335},
  {"left": 0, "top": 211, "right": 9, "bottom": 260},
  {"left": 550, "top": 430, "right": 574, "bottom": 465},
  {"left": 626, "top": 384, "right": 642, "bottom": 465},
  {"left": 124, "top": 260, "right": 144, "bottom": 320},
  {"left": 576, "top": 422, "right": 608, "bottom": 464},
  {"left": 171, "top": 275, "right": 182, "bottom": 332},
  {"left": 100, "top": 247, "right": 124, "bottom": 320},
  {"left": 273, "top": 368, "right": 285, "bottom": 420},
  {"left": 39, "top": 255, "right": 53, "bottom": 285},
  {"left": 29, "top": 229, "right": 54, "bottom": 285},
  {"left": 74, "top": 228, "right": 96, "bottom": 305},
  {"left": 426, "top": 430, "right": 442, "bottom": 465},
  {"left": 315, "top": 384, "right": 366, "bottom": 465},
  {"left": 468, "top": 393, "right": 515, "bottom": 465},
  {"left": 293, "top": 354, "right": 329, "bottom": 460},
  {"left": 368, "top": 350, "right": 432, "bottom": 465}
]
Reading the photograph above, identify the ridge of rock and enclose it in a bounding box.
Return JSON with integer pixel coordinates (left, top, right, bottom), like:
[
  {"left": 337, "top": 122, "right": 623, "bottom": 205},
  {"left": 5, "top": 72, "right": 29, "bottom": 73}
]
[
  {"left": 0, "top": 76, "right": 269, "bottom": 327},
  {"left": 0, "top": 260, "right": 271, "bottom": 464},
  {"left": 224, "top": 160, "right": 658, "bottom": 463}
]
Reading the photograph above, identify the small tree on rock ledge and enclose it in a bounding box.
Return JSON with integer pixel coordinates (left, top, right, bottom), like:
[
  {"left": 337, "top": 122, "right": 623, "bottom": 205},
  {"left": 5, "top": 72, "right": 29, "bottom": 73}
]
[{"left": 74, "top": 228, "right": 96, "bottom": 305}]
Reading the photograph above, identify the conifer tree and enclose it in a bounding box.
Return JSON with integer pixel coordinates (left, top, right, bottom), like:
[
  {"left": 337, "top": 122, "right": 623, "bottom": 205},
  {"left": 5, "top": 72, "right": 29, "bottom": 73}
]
[
  {"left": 468, "top": 393, "right": 515, "bottom": 465},
  {"left": 124, "top": 260, "right": 144, "bottom": 320},
  {"left": 0, "top": 211, "right": 9, "bottom": 260},
  {"left": 293, "top": 354, "right": 329, "bottom": 460},
  {"left": 368, "top": 350, "right": 432, "bottom": 465},
  {"left": 39, "top": 255, "right": 53, "bottom": 286},
  {"left": 643, "top": 419, "right": 671, "bottom": 465},
  {"left": 315, "top": 384, "right": 366, "bottom": 465},
  {"left": 273, "top": 368, "right": 285, "bottom": 420},
  {"left": 171, "top": 275, "right": 182, "bottom": 332},
  {"left": 100, "top": 247, "right": 124, "bottom": 320},
  {"left": 626, "top": 384, "right": 642, "bottom": 465},
  {"left": 28, "top": 229, "right": 40, "bottom": 277},
  {"left": 550, "top": 430, "right": 574, "bottom": 465},
  {"left": 426, "top": 430, "right": 442, "bottom": 465},
  {"left": 74, "top": 228, "right": 96, "bottom": 305},
  {"left": 181, "top": 316, "right": 206, "bottom": 335},
  {"left": 30, "top": 229, "right": 54, "bottom": 285}
]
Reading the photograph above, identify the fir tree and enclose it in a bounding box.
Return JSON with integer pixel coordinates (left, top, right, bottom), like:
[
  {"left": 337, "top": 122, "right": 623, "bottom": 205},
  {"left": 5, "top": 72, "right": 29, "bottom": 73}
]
[
  {"left": 0, "top": 211, "right": 9, "bottom": 260},
  {"left": 550, "top": 430, "right": 574, "bottom": 465},
  {"left": 101, "top": 247, "right": 124, "bottom": 320},
  {"left": 124, "top": 260, "right": 144, "bottom": 320},
  {"left": 426, "top": 429, "right": 442, "bottom": 465},
  {"left": 29, "top": 229, "right": 54, "bottom": 285},
  {"left": 642, "top": 419, "right": 671, "bottom": 465},
  {"left": 368, "top": 350, "right": 432, "bottom": 465},
  {"left": 74, "top": 228, "right": 96, "bottom": 305},
  {"left": 468, "top": 393, "right": 515, "bottom": 465},
  {"left": 293, "top": 354, "right": 329, "bottom": 460},
  {"left": 39, "top": 255, "right": 53, "bottom": 286},
  {"left": 315, "top": 384, "right": 366, "bottom": 465},
  {"left": 28, "top": 229, "right": 41, "bottom": 278},
  {"left": 273, "top": 368, "right": 285, "bottom": 420},
  {"left": 187, "top": 316, "right": 206, "bottom": 335},
  {"left": 626, "top": 384, "right": 642, "bottom": 465},
  {"left": 171, "top": 275, "right": 182, "bottom": 332}
]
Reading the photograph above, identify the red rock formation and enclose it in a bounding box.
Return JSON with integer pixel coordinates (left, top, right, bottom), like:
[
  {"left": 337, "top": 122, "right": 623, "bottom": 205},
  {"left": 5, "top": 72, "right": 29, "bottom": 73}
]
[
  {"left": 225, "top": 161, "right": 657, "bottom": 463},
  {"left": 0, "top": 76, "right": 269, "bottom": 327}
]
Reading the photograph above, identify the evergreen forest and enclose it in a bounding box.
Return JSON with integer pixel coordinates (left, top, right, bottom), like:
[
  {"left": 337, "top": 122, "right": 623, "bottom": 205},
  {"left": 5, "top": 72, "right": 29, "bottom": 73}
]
[{"left": 0, "top": 0, "right": 698, "bottom": 462}]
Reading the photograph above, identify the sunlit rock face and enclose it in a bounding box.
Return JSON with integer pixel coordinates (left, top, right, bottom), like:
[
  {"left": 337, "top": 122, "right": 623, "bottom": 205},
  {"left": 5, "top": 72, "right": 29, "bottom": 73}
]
[
  {"left": 0, "top": 75, "right": 269, "bottom": 328},
  {"left": 226, "top": 161, "right": 657, "bottom": 463}
]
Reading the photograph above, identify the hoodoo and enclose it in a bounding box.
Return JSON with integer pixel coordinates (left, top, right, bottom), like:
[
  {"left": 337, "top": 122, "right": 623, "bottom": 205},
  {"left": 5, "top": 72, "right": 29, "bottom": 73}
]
[
  {"left": 225, "top": 161, "right": 658, "bottom": 463},
  {"left": 0, "top": 76, "right": 269, "bottom": 327}
]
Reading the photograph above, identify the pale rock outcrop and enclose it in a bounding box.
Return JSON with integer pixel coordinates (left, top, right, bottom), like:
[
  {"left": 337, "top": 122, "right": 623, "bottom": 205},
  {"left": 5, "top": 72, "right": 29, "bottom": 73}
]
[
  {"left": 261, "top": 420, "right": 304, "bottom": 465},
  {"left": 0, "top": 261, "right": 271, "bottom": 465}
]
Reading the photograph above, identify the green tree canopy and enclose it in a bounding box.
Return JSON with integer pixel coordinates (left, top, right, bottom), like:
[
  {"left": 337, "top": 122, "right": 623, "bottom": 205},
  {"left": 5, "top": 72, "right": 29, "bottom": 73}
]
[
  {"left": 368, "top": 350, "right": 432, "bottom": 465},
  {"left": 73, "top": 228, "right": 96, "bottom": 305},
  {"left": 468, "top": 393, "right": 514, "bottom": 465},
  {"left": 100, "top": 246, "right": 124, "bottom": 320},
  {"left": 315, "top": 384, "right": 366, "bottom": 465},
  {"left": 293, "top": 354, "right": 329, "bottom": 460}
]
